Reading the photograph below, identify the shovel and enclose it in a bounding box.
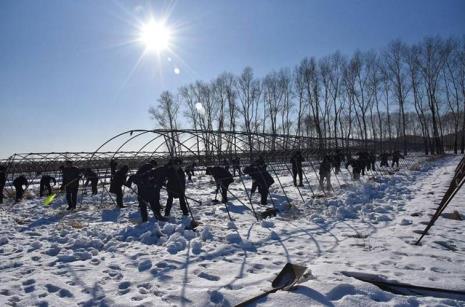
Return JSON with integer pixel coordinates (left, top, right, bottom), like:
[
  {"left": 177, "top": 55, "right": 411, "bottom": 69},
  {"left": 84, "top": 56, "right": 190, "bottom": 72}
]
[{"left": 235, "top": 263, "right": 308, "bottom": 307}]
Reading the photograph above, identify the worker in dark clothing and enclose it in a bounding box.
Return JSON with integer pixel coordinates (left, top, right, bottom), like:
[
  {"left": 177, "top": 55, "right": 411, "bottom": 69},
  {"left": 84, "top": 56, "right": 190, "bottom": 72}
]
[
  {"left": 185, "top": 162, "right": 196, "bottom": 182},
  {"left": 206, "top": 166, "right": 234, "bottom": 203},
  {"left": 346, "top": 158, "right": 363, "bottom": 180},
  {"left": 61, "top": 161, "right": 81, "bottom": 210},
  {"left": 290, "top": 151, "right": 305, "bottom": 187},
  {"left": 243, "top": 164, "right": 274, "bottom": 206},
  {"left": 110, "top": 165, "right": 128, "bottom": 208},
  {"left": 127, "top": 161, "right": 167, "bottom": 222},
  {"left": 164, "top": 158, "right": 188, "bottom": 217},
  {"left": 392, "top": 151, "right": 404, "bottom": 168},
  {"left": 331, "top": 151, "right": 343, "bottom": 174},
  {"left": 223, "top": 159, "right": 230, "bottom": 172},
  {"left": 83, "top": 168, "right": 98, "bottom": 195},
  {"left": 369, "top": 152, "right": 376, "bottom": 171},
  {"left": 250, "top": 155, "right": 267, "bottom": 194},
  {"left": 0, "top": 166, "right": 7, "bottom": 204},
  {"left": 232, "top": 156, "right": 241, "bottom": 177},
  {"left": 357, "top": 151, "right": 370, "bottom": 175},
  {"left": 319, "top": 156, "right": 332, "bottom": 191},
  {"left": 13, "top": 175, "right": 28, "bottom": 202},
  {"left": 110, "top": 159, "right": 118, "bottom": 178},
  {"left": 379, "top": 152, "right": 390, "bottom": 167},
  {"left": 39, "top": 174, "right": 56, "bottom": 197}
]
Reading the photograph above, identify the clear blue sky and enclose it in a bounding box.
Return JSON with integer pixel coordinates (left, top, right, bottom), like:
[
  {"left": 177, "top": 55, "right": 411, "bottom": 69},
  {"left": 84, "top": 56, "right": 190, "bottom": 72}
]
[{"left": 1, "top": 0, "right": 464, "bottom": 158}]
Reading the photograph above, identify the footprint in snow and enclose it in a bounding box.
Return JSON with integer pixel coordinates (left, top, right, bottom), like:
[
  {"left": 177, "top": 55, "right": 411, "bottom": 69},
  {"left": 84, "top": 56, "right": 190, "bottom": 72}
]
[
  {"left": 209, "top": 290, "right": 224, "bottom": 304},
  {"left": 118, "top": 281, "right": 131, "bottom": 294},
  {"left": 45, "top": 284, "right": 60, "bottom": 293},
  {"left": 22, "top": 279, "right": 35, "bottom": 293},
  {"left": 198, "top": 272, "right": 220, "bottom": 281},
  {"left": 58, "top": 288, "right": 73, "bottom": 298},
  {"left": 430, "top": 266, "right": 449, "bottom": 273},
  {"left": 401, "top": 263, "right": 425, "bottom": 271}
]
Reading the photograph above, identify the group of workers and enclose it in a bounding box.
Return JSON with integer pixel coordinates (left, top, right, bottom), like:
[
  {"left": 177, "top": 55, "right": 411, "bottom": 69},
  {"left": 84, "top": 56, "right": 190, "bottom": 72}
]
[{"left": 0, "top": 150, "right": 405, "bottom": 222}]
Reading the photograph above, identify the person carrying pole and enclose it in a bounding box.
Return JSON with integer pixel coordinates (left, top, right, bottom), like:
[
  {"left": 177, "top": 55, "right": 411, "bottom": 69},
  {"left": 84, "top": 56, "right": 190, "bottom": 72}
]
[
  {"left": 0, "top": 166, "right": 5, "bottom": 204},
  {"left": 39, "top": 173, "right": 56, "bottom": 197},
  {"left": 109, "top": 165, "right": 129, "bottom": 208},
  {"left": 13, "top": 175, "right": 28, "bottom": 202},
  {"left": 206, "top": 166, "right": 234, "bottom": 203},
  {"left": 61, "top": 160, "right": 81, "bottom": 210},
  {"left": 290, "top": 150, "right": 304, "bottom": 187},
  {"left": 83, "top": 168, "right": 98, "bottom": 195}
]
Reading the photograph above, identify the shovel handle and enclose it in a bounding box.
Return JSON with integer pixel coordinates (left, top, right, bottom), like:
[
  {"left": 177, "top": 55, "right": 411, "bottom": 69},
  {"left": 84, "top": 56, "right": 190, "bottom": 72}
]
[{"left": 235, "top": 288, "right": 279, "bottom": 307}]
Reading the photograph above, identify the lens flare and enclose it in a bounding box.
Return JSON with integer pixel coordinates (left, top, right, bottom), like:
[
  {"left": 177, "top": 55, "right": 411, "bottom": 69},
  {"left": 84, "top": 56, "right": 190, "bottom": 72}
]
[{"left": 139, "top": 19, "right": 171, "bottom": 53}]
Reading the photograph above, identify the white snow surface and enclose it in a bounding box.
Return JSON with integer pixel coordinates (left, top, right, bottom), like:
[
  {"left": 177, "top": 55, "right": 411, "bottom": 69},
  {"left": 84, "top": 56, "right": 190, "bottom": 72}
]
[{"left": 1, "top": 155, "right": 464, "bottom": 306}]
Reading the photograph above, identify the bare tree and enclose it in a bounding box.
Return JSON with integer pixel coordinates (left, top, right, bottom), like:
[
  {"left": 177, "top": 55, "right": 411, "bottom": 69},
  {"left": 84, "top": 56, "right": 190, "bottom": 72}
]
[
  {"left": 149, "top": 91, "right": 179, "bottom": 154},
  {"left": 416, "top": 37, "right": 453, "bottom": 153},
  {"left": 406, "top": 44, "right": 432, "bottom": 154},
  {"left": 236, "top": 67, "right": 261, "bottom": 152},
  {"left": 384, "top": 40, "right": 410, "bottom": 154},
  {"left": 443, "top": 40, "right": 462, "bottom": 153}
]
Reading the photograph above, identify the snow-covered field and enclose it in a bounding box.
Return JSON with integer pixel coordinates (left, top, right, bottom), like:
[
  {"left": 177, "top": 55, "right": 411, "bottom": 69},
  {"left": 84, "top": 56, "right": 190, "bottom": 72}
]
[{"left": 1, "top": 155, "right": 464, "bottom": 306}]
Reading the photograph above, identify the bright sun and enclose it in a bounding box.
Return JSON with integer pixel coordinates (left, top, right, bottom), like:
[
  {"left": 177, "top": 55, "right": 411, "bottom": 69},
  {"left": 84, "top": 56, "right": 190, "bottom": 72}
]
[{"left": 139, "top": 19, "right": 171, "bottom": 53}]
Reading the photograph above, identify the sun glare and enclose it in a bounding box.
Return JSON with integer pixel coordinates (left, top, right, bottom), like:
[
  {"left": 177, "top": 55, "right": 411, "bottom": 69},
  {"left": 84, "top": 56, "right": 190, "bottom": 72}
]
[{"left": 139, "top": 19, "right": 171, "bottom": 53}]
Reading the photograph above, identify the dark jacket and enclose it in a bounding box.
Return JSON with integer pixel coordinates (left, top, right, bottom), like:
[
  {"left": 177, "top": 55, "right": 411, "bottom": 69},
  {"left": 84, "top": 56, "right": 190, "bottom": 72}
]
[
  {"left": 127, "top": 165, "right": 168, "bottom": 197},
  {"left": 290, "top": 152, "right": 305, "bottom": 169},
  {"left": 392, "top": 151, "right": 404, "bottom": 160},
  {"left": 346, "top": 158, "right": 363, "bottom": 173},
  {"left": 379, "top": 153, "right": 389, "bottom": 162},
  {"left": 243, "top": 165, "right": 274, "bottom": 188},
  {"left": 110, "top": 168, "right": 128, "bottom": 193},
  {"left": 206, "top": 167, "right": 234, "bottom": 186},
  {"left": 0, "top": 170, "right": 6, "bottom": 187},
  {"left": 232, "top": 157, "right": 240, "bottom": 167},
  {"left": 166, "top": 166, "right": 186, "bottom": 196},
  {"left": 62, "top": 166, "right": 81, "bottom": 190},
  {"left": 84, "top": 169, "right": 98, "bottom": 181},
  {"left": 13, "top": 175, "right": 28, "bottom": 188},
  {"left": 40, "top": 175, "right": 56, "bottom": 186},
  {"left": 319, "top": 158, "right": 331, "bottom": 175}
]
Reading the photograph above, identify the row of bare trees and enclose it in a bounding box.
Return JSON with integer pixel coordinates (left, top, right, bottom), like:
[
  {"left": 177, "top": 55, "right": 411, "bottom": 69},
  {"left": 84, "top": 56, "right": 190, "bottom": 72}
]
[{"left": 150, "top": 36, "right": 465, "bottom": 155}]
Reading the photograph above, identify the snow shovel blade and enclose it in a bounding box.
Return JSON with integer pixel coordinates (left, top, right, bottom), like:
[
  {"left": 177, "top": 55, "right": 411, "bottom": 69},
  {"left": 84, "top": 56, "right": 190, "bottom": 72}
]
[
  {"left": 235, "top": 263, "right": 308, "bottom": 307},
  {"left": 43, "top": 193, "right": 57, "bottom": 206},
  {"left": 271, "top": 263, "right": 308, "bottom": 290}
]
